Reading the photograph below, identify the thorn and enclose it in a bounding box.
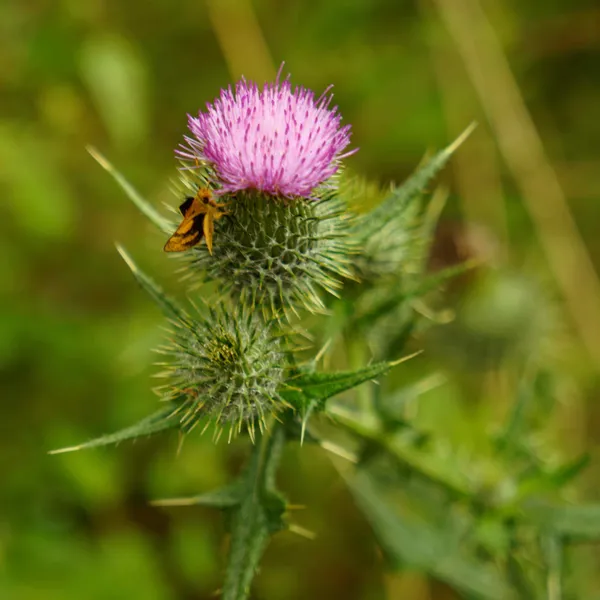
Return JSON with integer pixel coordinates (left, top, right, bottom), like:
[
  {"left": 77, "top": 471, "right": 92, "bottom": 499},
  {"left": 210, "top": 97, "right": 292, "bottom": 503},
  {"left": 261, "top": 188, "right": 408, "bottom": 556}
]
[
  {"left": 48, "top": 445, "right": 81, "bottom": 455},
  {"left": 86, "top": 145, "right": 112, "bottom": 171},
  {"left": 115, "top": 244, "right": 135, "bottom": 271},
  {"left": 88, "top": 145, "right": 172, "bottom": 234},
  {"left": 176, "top": 432, "right": 186, "bottom": 457},
  {"left": 288, "top": 523, "right": 317, "bottom": 540},
  {"left": 444, "top": 122, "right": 478, "bottom": 156},
  {"left": 314, "top": 338, "right": 332, "bottom": 364},
  {"left": 319, "top": 440, "right": 357, "bottom": 463},
  {"left": 300, "top": 416, "right": 307, "bottom": 446},
  {"left": 150, "top": 497, "right": 198, "bottom": 507},
  {"left": 389, "top": 349, "right": 424, "bottom": 367}
]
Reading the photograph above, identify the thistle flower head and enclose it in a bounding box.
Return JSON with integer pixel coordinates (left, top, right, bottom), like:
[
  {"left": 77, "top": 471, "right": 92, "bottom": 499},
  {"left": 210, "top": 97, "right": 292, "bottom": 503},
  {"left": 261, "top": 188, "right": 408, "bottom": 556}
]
[
  {"left": 179, "top": 66, "right": 355, "bottom": 198},
  {"left": 159, "top": 303, "right": 287, "bottom": 441}
]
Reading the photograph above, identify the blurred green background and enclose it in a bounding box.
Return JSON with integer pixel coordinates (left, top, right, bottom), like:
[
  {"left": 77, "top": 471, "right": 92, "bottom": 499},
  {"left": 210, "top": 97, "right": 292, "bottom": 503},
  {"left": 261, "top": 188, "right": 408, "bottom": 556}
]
[{"left": 2, "top": 0, "right": 600, "bottom": 598}]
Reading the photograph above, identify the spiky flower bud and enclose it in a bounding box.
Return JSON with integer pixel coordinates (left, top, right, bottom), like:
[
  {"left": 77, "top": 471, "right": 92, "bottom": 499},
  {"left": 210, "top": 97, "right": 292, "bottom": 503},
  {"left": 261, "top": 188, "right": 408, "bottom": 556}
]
[
  {"left": 175, "top": 67, "right": 357, "bottom": 314},
  {"left": 159, "top": 303, "right": 287, "bottom": 441}
]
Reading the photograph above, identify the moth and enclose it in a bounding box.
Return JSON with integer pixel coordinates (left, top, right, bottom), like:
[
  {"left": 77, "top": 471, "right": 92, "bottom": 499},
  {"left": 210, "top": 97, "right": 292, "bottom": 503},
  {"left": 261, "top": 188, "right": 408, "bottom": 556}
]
[{"left": 164, "top": 188, "right": 228, "bottom": 255}]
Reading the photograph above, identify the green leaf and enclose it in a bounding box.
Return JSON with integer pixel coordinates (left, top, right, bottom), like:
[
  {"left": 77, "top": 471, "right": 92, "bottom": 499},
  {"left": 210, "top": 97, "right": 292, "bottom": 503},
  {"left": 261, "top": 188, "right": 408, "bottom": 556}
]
[
  {"left": 506, "top": 547, "right": 542, "bottom": 599},
  {"left": 282, "top": 358, "right": 411, "bottom": 411},
  {"left": 516, "top": 454, "right": 591, "bottom": 499},
  {"left": 87, "top": 146, "right": 173, "bottom": 233},
  {"left": 357, "top": 124, "right": 476, "bottom": 240},
  {"left": 523, "top": 503, "right": 600, "bottom": 542},
  {"left": 117, "top": 245, "right": 188, "bottom": 322},
  {"left": 345, "top": 468, "right": 514, "bottom": 600},
  {"left": 50, "top": 405, "right": 180, "bottom": 454},
  {"left": 223, "top": 424, "right": 287, "bottom": 600},
  {"left": 281, "top": 355, "right": 418, "bottom": 442},
  {"left": 548, "top": 453, "right": 591, "bottom": 488}
]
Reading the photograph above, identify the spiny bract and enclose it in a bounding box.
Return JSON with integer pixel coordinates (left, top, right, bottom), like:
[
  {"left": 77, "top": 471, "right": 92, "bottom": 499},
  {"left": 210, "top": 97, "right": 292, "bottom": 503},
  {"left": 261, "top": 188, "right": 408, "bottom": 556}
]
[
  {"left": 157, "top": 303, "right": 287, "bottom": 441},
  {"left": 176, "top": 177, "right": 354, "bottom": 315}
]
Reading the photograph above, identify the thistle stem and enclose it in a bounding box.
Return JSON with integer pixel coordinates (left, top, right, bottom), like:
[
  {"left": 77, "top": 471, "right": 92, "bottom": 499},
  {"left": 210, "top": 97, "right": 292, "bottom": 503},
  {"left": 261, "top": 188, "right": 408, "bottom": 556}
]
[{"left": 222, "top": 421, "right": 287, "bottom": 600}]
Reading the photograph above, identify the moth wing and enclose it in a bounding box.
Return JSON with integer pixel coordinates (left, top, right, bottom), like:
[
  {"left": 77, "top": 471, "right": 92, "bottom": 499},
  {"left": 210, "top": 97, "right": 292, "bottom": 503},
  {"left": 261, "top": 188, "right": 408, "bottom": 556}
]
[
  {"left": 164, "top": 213, "right": 206, "bottom": 252},
  {"left": 178, "top": 197, "right": 195, "bottom": 216}
]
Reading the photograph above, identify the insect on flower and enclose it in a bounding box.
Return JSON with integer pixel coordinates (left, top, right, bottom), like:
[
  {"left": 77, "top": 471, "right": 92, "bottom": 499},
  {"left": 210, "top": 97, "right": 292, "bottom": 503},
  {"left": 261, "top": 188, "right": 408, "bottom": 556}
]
[{"left": 164, "top": 188, "right": 228, "bottom": 255}]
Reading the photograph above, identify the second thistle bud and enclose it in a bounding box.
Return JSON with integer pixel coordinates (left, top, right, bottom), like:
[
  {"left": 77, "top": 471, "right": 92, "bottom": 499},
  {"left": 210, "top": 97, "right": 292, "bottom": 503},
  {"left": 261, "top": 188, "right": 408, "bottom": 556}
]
[{"left": 160, "top": 303, "right": 287, "bottom": 441}]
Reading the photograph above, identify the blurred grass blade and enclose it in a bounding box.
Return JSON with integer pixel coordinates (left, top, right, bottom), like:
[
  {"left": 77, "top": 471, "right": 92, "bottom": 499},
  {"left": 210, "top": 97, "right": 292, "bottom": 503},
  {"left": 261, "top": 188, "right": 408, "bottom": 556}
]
[
  {"left": 50, "top": 405, "right": 179, "bottom": 454},
  {"left": 117, "top": 245, "right": 188, "bottom": 322},
  {"left": 87, "top": 145, "right": 172, "bottom": 233},
  {"left": 518, "top": 454, "right": 594, "bottom": 498},
  {"left": 542, "top": 534, "right": 563, "bottom": 599},
  {"left": 345, "top": 469, "right": 514, "bottom": 600},
  {"left": 80, "top": 34, "right": 149, "bottom": 148}
]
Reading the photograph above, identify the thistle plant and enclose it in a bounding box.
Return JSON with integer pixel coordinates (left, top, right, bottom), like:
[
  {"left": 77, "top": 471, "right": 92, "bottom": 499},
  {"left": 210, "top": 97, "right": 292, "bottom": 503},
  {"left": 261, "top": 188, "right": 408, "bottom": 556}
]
[{"left": 54, "top": 68, "right": 600, "bottom": 600}]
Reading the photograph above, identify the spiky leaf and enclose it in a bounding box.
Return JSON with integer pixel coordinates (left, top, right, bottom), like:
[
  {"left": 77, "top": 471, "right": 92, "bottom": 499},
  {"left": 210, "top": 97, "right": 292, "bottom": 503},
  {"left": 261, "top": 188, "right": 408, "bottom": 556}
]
[
  {"left": 87, "top": 146, "right": 173, "bottom": 233},
  {"left": 356, "top": 124, "right": 476, "bottom": 241},
  {"left": 281, "top": 356, "right": 417, "bottom": 441},
  {"left": 117, "top": 245, "right": 188, "bottom": 322},
  {"left": 50, "top": 405, "right": 180, "bottom": 454},
  {"left": 282, "top": 361, "right": 392, "bottom": 410}
]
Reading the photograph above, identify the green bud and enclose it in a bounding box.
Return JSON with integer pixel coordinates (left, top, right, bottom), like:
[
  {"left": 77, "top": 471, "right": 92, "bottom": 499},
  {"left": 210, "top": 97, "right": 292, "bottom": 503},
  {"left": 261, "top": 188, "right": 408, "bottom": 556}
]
[
  {"left": 178, "top": 175, "right": 354, "bottom": 316},
  {"left": 158, "top": 302, "right": 288, "bottom": 442}
]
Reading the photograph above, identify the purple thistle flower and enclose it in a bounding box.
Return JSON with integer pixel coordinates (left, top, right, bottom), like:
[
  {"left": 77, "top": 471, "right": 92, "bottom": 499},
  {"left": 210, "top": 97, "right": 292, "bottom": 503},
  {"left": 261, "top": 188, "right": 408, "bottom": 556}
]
[{"left": 178, "top": 66, "right": 357, "bottom": 198}]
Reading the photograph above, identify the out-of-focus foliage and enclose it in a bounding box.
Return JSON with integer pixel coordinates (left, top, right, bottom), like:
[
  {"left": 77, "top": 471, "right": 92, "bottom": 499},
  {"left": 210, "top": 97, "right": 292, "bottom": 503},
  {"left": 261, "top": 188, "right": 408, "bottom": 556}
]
[{"left": 2, "top": 0, "right": 600, "bottom": 599}]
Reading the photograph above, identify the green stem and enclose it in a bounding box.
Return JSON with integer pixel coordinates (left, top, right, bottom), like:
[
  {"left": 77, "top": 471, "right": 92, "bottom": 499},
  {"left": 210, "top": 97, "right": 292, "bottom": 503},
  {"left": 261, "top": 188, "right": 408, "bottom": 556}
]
[
  {"left": 543, "top": 535, "right": 563, "bottom": 600},
  {"left": 222, "top": 422, "right": 287, "bottom": 600}
]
